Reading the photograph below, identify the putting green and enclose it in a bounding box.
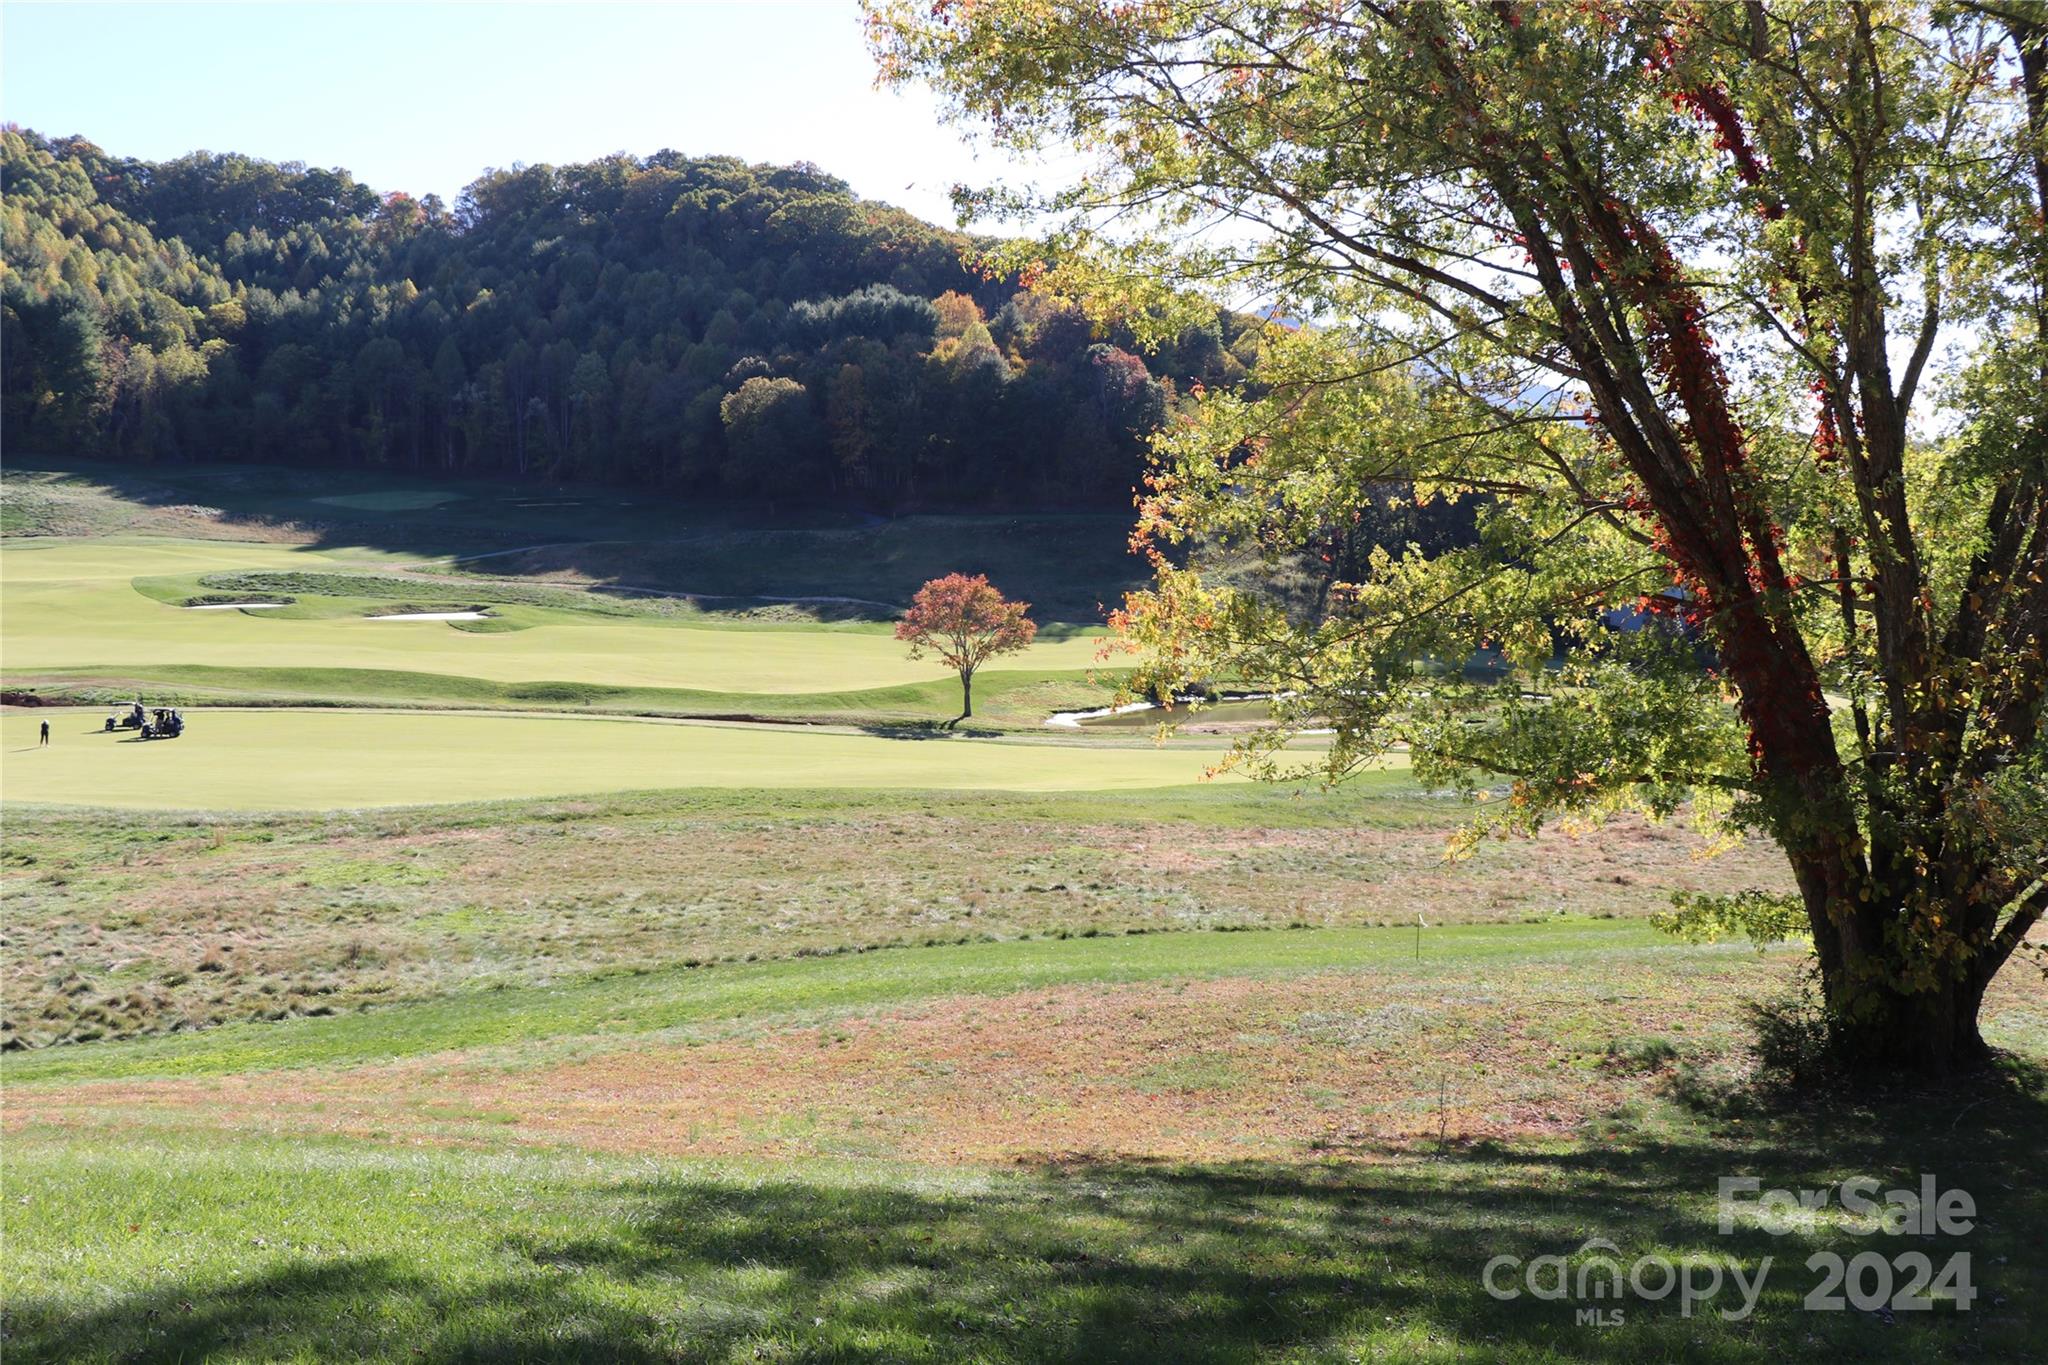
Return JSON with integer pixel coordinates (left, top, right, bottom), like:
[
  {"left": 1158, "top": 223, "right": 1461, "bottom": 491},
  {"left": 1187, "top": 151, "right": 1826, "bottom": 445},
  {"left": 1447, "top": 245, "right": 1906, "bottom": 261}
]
[
  {"left": 1, "top": 539, "right": 1108, "bottom": 693},
  {"left": 0, "top": 709, "right": 1239, "bottom": 809}
]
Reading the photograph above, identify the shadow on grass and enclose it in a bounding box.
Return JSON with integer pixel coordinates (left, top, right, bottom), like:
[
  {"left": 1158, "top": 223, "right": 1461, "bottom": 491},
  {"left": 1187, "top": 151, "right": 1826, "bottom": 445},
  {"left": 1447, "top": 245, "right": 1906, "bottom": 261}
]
[
  {"left": 853, "top": 719, "right": 1005, "bottom": 740},
  {"left": 9, "top": 1069, "right": 2042, "bottom": 1364},
  {"left": 9, "top": 458, "right": 1148, "bottom": 621}
]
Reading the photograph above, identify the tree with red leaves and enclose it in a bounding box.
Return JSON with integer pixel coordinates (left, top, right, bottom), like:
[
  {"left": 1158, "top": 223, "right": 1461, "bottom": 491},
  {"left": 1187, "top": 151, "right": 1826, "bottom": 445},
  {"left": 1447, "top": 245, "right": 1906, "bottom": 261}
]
[
  {"left": 875, "top": 0, "right": 2048, "bottom": 1075},
  {"left": 897, "top": 573, "right": 1038, "bottom": 723}
]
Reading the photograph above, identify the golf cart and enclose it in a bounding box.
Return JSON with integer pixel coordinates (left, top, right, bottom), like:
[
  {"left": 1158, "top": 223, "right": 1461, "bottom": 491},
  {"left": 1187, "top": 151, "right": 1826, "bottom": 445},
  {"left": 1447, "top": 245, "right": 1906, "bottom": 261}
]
[
  {"left": 105, "top": 701, "right": 146, "bottom": 733},
  {"left": 138, "top": 708, "right": 185, "bottom": 740}
]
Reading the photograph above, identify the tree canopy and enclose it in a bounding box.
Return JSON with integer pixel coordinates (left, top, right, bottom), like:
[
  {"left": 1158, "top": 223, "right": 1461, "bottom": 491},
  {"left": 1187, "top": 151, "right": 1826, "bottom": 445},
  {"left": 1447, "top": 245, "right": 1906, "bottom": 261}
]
[
  {"left": 871, "top": 0, "right": 2048, "bottom": 1073},
  {"left": 897, "top": 572, "right": 1039, "bottom": 720},
  {"left": 2, "top": 128, "right": 1267, "bottom": 511}
]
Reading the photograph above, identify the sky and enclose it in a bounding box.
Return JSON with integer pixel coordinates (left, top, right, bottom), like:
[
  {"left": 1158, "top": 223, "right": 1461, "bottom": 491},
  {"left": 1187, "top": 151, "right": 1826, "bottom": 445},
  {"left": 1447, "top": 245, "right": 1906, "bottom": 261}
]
[{"left": 0, "top": 1, "right": 1038, "bottom": 224}]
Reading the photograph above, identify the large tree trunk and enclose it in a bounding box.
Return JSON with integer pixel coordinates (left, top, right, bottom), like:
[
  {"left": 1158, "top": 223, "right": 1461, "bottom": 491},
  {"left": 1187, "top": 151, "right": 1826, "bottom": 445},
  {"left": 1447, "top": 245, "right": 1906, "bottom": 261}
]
[
  {"left": 1814, "top": 942, "right": 1993, "bottom": 1076},
  {"left": 1781, "top": 827, "right": 2040, "bottom": 1077}
]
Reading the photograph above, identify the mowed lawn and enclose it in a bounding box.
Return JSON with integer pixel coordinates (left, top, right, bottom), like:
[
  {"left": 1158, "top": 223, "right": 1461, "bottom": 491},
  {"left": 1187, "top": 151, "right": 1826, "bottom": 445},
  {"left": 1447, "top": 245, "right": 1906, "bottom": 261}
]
[
  {"left": 0, "top": 538, "right": 1109, "bottom": 693},
  {"left": 1, "top": 709, "right": 1255, "bottom": 808}
]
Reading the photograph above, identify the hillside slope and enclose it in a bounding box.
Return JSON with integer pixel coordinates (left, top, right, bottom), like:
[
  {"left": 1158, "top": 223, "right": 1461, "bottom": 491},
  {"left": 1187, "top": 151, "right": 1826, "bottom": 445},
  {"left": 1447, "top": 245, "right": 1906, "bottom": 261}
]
[{"left": 2, "top": 129, "right": 1262, "bottom": 511}]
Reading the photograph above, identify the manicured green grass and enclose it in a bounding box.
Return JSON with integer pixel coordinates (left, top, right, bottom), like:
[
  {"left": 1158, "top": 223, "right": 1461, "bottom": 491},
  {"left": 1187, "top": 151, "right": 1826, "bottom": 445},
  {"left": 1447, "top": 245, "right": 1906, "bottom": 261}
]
[
  {"left": 0, "top": 466, "right": 1155, "bottom": 731},
  {"left": 2, "top": 708, "right": 1293, "bottom": 810},
  {"left": 1, "top": 539, "right": 1110, "bottom": 695},
  {"left": 5, "top": 661, "right": 1122, "bottom": 729}
]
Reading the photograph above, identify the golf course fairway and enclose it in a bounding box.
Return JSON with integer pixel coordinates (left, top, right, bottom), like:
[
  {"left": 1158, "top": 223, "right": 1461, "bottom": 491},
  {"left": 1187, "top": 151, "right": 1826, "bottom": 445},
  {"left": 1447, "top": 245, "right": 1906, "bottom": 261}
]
[
  {"left": 0, "top": 539, "right": 1109, "bottom": 693},
  {"left": 0, "top": 709, "right": 1252, "bottom": 808}
]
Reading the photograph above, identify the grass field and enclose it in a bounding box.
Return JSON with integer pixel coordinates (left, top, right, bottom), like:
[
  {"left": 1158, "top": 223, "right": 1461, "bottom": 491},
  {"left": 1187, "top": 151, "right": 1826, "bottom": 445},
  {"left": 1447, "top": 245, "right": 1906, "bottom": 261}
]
[
  {"left": 0, "top": 783, "right": 1787, "bottom": 1048},
  {"left": 0, "top": 461, "right": 1155, "bottom": 619},
  {"left": 4, "top": 460, "right": 2042, "bottom": 1363},
  {"left": 7, "top": 923, "right": 2043, "bottom": 1362},
  {"left": 1, "top": 539, "right": 1110, "bottom": 696},
  {"left": 1, "top": 709, "right": 1265, "bottom": 809}
]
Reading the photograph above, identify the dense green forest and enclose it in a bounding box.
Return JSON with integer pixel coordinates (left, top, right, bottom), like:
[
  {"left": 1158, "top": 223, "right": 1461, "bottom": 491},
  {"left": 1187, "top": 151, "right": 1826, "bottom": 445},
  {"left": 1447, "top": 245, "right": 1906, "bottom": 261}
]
[{"left": 1, "top": 127, "right": 1264, "bottom": 509}]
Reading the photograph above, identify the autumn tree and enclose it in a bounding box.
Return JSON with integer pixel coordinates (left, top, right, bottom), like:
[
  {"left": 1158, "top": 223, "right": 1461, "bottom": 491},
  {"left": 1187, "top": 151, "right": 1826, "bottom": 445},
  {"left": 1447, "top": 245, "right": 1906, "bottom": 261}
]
[
  {"left": 871, "top": 0, "right": 2048, "bottom": 1074},
  {"left": 933, "top": 289, "right": 985, "bottom": 337},
  {"left": 897, "top": 573, "right": 1038, "bottom": 722}
]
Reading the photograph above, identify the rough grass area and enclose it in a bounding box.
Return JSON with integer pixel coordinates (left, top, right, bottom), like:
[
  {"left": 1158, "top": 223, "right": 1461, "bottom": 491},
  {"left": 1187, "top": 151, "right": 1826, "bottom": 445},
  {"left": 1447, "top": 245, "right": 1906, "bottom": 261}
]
[
  {"left": 0, "top": 947, "right": 1811, "bottom": 1160},
  {"left": 0, "top": 784, "right": 1788, "bottom": 1049},
  {"left": 0, "top": 922, "right": 1742, "bottom": 1086},
  {"left": 310, "top": 490, "right": 467, "bottom": 511},
  {"left": 131, "top": 568, "right": 907, "bottom": 624},
  {"left": 11, "top": 945, "right": 2044, "bottom": 1164},
  {"left": 194, "top": 570, "right": 887, "bottom": 622},
  {"left": 0, "top": 469, "right": 306, "bottom": 543}
]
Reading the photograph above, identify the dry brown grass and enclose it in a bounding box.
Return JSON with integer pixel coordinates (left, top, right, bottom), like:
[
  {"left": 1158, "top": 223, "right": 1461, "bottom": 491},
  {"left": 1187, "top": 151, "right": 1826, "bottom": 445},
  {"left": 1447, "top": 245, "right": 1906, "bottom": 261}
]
[
  {"left": 21, "top": 943, "right": 2040, "bottom": 1169},
  {"left": 3, "top": 795, "right": 1791, "bottom": 1048},
  {"left": 8, "top": 949, "right": 1826, "bottom": 1162}
]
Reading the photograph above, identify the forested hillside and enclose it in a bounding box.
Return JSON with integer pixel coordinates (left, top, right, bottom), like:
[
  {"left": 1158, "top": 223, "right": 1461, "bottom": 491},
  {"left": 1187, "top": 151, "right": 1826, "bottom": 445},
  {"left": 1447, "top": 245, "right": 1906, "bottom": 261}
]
[{"left": 2, "top": 127, "right": 1262, "bottom": 509}]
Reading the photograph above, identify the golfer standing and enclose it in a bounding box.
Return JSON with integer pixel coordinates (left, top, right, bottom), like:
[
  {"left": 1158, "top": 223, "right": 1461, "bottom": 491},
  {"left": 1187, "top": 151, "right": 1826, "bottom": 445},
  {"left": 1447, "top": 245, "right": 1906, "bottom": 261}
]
[{"left": 39, "top": 720, "right": 51, "bottom": 747}]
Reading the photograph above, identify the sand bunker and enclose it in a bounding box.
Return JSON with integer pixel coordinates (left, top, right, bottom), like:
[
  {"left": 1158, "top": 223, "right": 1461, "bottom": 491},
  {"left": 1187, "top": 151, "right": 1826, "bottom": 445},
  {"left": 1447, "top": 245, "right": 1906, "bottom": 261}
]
[
  {"left": 184, "top": 602, "right": 289, "bottom": 611},
  {"left": 1046, "top": 701, "right": 1157, "bottom": 728}
]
